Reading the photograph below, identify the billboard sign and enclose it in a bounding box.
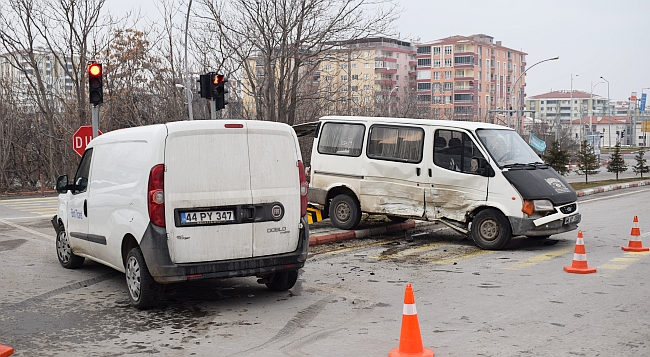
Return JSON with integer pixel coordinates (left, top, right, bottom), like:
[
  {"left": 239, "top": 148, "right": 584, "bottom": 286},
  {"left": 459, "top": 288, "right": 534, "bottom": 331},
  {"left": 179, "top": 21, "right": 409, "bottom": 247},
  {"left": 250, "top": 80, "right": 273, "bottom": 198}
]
[{"left": 641, "top": 93, "right": 647, "bottom": 112}]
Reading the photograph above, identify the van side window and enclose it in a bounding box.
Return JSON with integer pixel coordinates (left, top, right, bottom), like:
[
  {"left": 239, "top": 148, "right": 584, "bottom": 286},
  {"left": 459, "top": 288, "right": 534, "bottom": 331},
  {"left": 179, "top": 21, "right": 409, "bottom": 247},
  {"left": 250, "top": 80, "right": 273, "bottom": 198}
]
[
  {"left": 73, "top": 148, "right": 93, "bottom": 194},
  {"left": 434, "top": 130, "right": 484, "bottom": 173},
  {"left": 367, "top": 125, "right": 423, "bottom": 163},
  {"left": 317, "top": 123, "right": 365, "bottom": 157}
]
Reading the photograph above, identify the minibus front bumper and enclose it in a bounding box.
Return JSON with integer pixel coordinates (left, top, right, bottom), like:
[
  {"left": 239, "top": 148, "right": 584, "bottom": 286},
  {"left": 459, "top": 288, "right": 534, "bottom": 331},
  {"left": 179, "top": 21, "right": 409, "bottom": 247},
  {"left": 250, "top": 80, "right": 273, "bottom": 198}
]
[
  {"left": 509, "top": 212, "right": 581, "bottom": 237},
  {"left": 139, "top": 216, "right": 310, "bottom": 283}
]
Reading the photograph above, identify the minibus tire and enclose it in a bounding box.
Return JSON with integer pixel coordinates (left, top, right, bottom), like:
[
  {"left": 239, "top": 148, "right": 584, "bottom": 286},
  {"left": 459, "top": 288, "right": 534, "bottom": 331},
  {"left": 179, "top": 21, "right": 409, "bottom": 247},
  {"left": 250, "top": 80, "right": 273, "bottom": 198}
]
[
  {"left": 266, "top": 270, "right": 298, "bottom": 291},
  {"left": 329, "top": 194, "right": 361, "bottom": 230},
  {"left": 56, "top": 225, "right": 85, "bottom": 269},
  {"left": 471, "top": 209, "right": 512, "bottom": 250},
  {"left": 125, "top": 247, "right": 164, "bottom": 309}
]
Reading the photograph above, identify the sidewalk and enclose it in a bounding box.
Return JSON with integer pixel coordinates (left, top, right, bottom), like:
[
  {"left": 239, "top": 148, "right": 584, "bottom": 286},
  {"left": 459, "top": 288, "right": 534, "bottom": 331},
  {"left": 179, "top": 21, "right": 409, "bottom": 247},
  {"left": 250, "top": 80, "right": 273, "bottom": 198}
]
[{"left": 308, "top": 179, "right": 650, "bottom": 246}]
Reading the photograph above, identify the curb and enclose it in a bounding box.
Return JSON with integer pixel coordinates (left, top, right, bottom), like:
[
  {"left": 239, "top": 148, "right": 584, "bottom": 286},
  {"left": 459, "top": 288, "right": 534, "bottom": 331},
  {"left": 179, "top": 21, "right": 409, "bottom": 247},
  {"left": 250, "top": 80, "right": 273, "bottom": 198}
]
[
  {"left": 309, "top": 220, "right": 416, "bottom": 246},
  {"left": 575, "top": 180, "right": 650, "bottom": 197}
]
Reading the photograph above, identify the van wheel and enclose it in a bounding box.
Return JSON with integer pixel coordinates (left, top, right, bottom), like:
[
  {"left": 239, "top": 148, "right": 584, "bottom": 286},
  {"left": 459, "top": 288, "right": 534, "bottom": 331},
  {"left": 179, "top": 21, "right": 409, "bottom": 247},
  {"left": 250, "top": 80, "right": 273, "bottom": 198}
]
[
  {"left": 329, "top": 194, "right": 361, "bottom": 230},
  {"left": 56, "top": 225, "right": 85, "bottom": 269},
  {"left": 265, "top": 270, "right": 298, "bottom": 291},
  {"left": 471, "top": 209, "right": 512, "bottom": 250},
  {"left": 125, "top": 247, "right": 164, "bottom": 309}
]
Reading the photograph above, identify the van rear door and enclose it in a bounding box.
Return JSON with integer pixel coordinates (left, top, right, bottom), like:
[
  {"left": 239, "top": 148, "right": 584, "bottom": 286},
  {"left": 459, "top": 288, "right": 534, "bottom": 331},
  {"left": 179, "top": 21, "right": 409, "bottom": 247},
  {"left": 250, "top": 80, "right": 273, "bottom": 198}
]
[
  {"left": 247, "top": 121, "right": 301, "bottom": 257},
  {"left": 164, "top": 121, "right": 254, "bottom": 264}
]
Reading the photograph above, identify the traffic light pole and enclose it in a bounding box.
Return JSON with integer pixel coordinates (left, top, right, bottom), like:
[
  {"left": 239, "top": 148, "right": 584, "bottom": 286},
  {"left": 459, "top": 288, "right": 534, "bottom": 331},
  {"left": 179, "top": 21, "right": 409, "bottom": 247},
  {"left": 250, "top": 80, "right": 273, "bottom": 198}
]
[
  {"left": 210, "top": 99, "right": 217, "bottom": 120},
  {"left": 92, "top": 105, "right": 99, "bottom": 138}
]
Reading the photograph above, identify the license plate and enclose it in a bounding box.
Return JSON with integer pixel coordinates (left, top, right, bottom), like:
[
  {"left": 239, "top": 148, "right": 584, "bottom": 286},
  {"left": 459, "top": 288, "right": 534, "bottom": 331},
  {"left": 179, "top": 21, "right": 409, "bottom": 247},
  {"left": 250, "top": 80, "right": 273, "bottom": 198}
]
[
  {"left": 564, "top": 214, "right": 580, "bottom": 225},
  {"left": 180, "top": 210, "right": 234, "bottom": 225}
]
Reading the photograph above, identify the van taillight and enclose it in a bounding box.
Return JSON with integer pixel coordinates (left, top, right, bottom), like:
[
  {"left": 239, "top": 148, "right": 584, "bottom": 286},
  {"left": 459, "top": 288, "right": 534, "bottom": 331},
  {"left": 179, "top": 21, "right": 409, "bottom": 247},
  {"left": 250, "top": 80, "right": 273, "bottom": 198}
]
[
  {"left": 148, "top": 164, "right": 165, "bottom": 227},
  {"left": 298, "top": 160, "right": 308, "bottom": 216}
]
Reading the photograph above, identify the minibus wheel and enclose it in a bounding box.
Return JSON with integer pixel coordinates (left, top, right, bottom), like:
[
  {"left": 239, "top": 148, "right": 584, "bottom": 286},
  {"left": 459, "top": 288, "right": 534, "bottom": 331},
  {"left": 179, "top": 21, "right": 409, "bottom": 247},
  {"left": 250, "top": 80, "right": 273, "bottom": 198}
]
[
  {"left": 125, "top": 247, "right": 164, "bottom": 309},
  {"left": 329, "top": 194, "right": 361, "bottom": 230},
  {"left": 56, "top": 225, "right": 85, "bottom": 269},
  {"left": 471, "top": 209, "right": 512, "bottom": 250}
]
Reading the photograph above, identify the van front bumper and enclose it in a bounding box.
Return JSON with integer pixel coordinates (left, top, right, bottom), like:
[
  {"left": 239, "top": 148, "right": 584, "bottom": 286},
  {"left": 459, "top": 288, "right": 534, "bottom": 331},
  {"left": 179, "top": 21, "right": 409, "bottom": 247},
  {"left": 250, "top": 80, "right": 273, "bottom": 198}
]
[
  {"left": 509, "top": 213, "right": 581, "bottom": 237},
  {"left": 140, "top": 216, "right": 310, "bottom": 284}
]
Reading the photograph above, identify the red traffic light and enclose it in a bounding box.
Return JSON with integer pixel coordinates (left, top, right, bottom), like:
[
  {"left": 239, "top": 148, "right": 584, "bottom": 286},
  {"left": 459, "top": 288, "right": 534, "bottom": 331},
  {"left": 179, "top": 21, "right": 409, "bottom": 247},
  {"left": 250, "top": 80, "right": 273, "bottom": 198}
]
[
  {"left": 88, "top": 63, "right": 102, "bottom": 77},
  {"left": 212, "top": 74, "right": 225, "bottom": 85}
]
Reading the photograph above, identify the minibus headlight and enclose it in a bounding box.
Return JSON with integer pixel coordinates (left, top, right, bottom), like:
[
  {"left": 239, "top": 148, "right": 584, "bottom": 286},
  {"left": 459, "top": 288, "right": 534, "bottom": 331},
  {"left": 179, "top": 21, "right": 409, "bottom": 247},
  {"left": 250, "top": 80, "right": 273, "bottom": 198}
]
[
  {"left": 522, "top": 199, "right": 555, "bottom": 216},
  {"left": 533, "top": 199, "right": 554, "bottom": 212}
]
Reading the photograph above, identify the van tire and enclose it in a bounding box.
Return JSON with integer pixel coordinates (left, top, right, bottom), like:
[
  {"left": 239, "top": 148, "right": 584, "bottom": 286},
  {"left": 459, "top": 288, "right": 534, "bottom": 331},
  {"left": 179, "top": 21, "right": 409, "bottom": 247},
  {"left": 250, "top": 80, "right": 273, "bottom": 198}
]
[
  {"left": 56, "top": 225, "right": 85, "bottom": 269},
  {"left": 329, "top": 194, "right": 361, "bottom": 230},
  {"left": 125, "top": 247, "right": 164, "bottom": 309},
  {"left": 265, "top": 270, "right": 298, "bottom": 291},
  {"left": 471, "top": 209, "right": 512, "bottom": 250}
]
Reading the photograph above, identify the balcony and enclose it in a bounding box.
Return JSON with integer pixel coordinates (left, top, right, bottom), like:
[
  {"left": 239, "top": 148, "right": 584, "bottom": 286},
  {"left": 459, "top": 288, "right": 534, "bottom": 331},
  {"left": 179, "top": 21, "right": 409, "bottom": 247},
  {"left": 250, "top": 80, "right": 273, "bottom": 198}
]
[
  {"left": 375, "top": 55, "right": 397, "bottom": 62},
  {"left": 409, "top": 60, "right": 417, "bottom": 66},
  {"left": 375, "top": 79, "right": 397, "bottom": 85},
  {"left": 374, "top": 67, "right": 397, "bottom": 74},
  {"left": 454, "top": 86, "right": 475, "bottom": 93}
]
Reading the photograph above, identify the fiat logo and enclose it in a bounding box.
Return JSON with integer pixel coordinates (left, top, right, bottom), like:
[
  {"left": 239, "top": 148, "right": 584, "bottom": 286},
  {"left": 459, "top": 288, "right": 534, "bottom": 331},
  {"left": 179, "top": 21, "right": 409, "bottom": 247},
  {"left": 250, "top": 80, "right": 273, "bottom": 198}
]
[{"left": 271, "top": 204, "right": 283, "bottom": 219}]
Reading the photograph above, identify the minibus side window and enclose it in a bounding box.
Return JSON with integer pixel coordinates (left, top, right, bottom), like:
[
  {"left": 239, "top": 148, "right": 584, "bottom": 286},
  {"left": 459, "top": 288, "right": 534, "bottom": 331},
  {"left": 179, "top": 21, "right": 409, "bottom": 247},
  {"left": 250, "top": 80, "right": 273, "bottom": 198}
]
[
  {"left": 367, "top": 125, "right": 423, "bottom": 163},
  {"left": 317, "top": 123, "right": 365, "bottom": 157},
  {"left": 434, "top": 130, "right": 484, "bottom": 174}
]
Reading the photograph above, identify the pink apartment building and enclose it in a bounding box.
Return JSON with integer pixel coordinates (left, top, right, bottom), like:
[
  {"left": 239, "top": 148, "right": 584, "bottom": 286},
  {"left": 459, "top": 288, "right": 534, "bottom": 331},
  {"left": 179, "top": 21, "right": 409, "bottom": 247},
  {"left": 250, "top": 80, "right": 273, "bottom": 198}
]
[{"left": 415, "top": 34, "right": 527, "bottom": 124}]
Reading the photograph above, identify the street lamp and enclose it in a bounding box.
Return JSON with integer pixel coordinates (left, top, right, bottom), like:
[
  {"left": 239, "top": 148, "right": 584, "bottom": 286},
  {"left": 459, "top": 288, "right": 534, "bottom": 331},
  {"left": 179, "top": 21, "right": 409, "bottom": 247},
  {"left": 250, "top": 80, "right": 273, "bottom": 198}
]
[
  {"left": 175, "top": 83, "right": 194, "bottom": 104},
  {"left": 388, "top": 85, "right": 399, "bottom": 116},
  {"left": 569, "top": 73, "right": 578, "bottom": 142},
  {"left": 510, "top": 56, "right": 559, "bottom": 135},
  {"left": 600, "top": 76, "right": 610, "bottom": 147},
  {"left": 589, "top": 81, "right": 605, "bottom": 140},
  {"left": 183, "top": 0, "right": 194, "bottom": 120}
]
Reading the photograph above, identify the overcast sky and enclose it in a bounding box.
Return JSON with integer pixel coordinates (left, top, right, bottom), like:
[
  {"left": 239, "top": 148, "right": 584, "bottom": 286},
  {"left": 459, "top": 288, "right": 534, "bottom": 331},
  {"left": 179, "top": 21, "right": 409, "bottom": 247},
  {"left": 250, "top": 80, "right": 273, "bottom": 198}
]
[{"left": 114, "top": 0, "right": 648, "bottom": 101}]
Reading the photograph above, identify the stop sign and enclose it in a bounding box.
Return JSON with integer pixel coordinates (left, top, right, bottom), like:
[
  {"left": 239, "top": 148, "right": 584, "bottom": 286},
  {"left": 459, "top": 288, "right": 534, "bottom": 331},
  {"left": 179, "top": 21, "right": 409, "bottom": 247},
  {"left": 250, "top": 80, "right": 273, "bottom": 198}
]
[{"left": 72, "top": 125, "right": 103, "bottom": 157}]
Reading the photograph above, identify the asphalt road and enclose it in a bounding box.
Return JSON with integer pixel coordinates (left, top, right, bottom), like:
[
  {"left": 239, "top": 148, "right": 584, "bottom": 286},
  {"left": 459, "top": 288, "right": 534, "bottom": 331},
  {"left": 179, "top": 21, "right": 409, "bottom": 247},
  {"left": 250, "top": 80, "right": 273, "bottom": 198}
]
[{"left": 0, "top": 187, "right": 649, "bottom": 356}]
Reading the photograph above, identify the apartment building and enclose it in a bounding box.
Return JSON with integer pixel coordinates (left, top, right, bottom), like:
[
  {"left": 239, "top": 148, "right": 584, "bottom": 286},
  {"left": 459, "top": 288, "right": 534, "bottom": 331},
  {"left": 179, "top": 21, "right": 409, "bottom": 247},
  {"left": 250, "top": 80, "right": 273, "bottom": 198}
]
[
  {"left": 0, "top": 48, "right": 77, "bottom": 99},
  {"left": 526, "top": 90, "right": 609, "bottom": 124},
  {"left": 415, "top": 34, "right": 527, "bottom": 123},
  {"left": 241, "top": 37, "right": 417, "bottom": 118}
]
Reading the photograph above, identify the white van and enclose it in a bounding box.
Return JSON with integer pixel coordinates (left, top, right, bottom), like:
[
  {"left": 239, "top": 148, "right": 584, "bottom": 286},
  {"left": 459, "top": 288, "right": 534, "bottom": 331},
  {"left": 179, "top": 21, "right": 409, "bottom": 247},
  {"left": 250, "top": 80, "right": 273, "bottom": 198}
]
[
  {"left": 304, "top": 116, "right": 580, "bottom": 250},
  {"left": 52, "top": 120, "right": 309, "bottom": 309}
]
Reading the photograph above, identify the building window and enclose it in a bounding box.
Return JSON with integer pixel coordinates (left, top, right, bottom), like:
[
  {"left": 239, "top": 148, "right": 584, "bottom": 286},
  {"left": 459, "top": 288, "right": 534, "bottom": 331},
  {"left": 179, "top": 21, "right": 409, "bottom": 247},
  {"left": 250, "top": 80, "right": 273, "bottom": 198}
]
[
  {"left": 478, "top": 83, "right": 482, "bottom": 92},
  {"left": 433, "top": 108, "right": 441, "bottom": 116},
  {"left": 433, "top": 72, "right": 440, "bottom": 80},
  {"left": 341, "top": 64, "right": 348, "bottom": 70},
  {"left": 325, "top": 64, "right": 332, "bottom": 71},
  {"left": 444, "top": 71, "right": 452, "bottom": 79},
  {"left": 454, "top": 93, "right": 473, "bottom": 102},
  {"left": 351, "top": 86, "right": 358, "bottom": 91},
  {"left": 364, "top": 62, "right": 370, "bottom": 68},
  {"left": 433, "top": 47, "right": 441, "bottom": 55},
  {"left": 417, "top": 94, "right": 432, "bottom": 103},
  {"left": 341, "top": 75, "right": 348, "bottom": 80},
  {"left": 351, "top": 63, "right": 358, "bottom": 69},
  {"left": 417, "top": 82, "right": 431, "bottom": 91},
  {"left": 444, "top": 46, "right": 452, "bottom": 55},
  {"left": 433, "top": 59, "right": 441, "bottom": 68},
  {"left": 363, "top": 85, "right": 370, "bottom": 90},
  {"left": 444, "top": 108, "right": 452, "bottom": 117},
  {"left": 352, "top": 74, "right": 359, "bottom": 80},
  {"left": 417, "top": 46, "right": 431, "bottom": 55},
  {"left": 454, "top": 56, "right": 473, "bottom": 65},
  {"left": 417, "top": 70, "right": 431, "bottom": 80},
  {"left": 444, "top": 82, "right": 452, "bottom": 91},
  {"left": 418, "top": 58, "right": 431, "bottom": 67},
  {"left": 363, "top": 74, "right": 370, "bottom": 80},
  {"left": 444, "top": 58, "right": 452, "bottom": 67},
  {"left": 432, "top": 83, "right": 441, "bottom": 92},
  {"left": 444, "top": 95, "right": 452, "bottom": 104},
  {"left": 433, "top": 96, "right": 442, "bottom": 104}
]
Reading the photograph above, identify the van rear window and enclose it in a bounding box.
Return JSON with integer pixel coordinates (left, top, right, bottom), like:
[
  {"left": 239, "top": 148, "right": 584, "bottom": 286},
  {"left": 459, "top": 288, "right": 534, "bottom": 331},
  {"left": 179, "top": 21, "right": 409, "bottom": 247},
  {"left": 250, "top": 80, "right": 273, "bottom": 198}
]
[
  {"left": 367, "top": 125, "right": 423, "bottom": 163},
  {"left": 317, "top": 122, "right": 365, "bottom": 156}
]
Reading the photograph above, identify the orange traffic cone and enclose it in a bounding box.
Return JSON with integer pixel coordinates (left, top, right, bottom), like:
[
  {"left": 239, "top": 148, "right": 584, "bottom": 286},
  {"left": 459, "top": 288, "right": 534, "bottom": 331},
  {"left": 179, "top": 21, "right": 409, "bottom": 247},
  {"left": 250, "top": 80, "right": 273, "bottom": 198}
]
[
  {"left": 388, "top": 283, "right": 434, "bottom": 357},
  {"left": 0, "top": 344, "right": 14, "bottom": 357},
  {"left": 622, "top": 216, "right": 649, "bottom": 252},
  {"left": 564, "top": 230, "right": 596, "bottom": 274}
]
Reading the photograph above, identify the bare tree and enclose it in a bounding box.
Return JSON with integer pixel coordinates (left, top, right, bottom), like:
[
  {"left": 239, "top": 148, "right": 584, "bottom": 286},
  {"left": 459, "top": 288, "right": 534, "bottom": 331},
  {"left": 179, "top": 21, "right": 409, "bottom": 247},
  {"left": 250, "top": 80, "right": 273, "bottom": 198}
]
[{"left": 196, "top": 0, "right": 398, "bottom": 125}]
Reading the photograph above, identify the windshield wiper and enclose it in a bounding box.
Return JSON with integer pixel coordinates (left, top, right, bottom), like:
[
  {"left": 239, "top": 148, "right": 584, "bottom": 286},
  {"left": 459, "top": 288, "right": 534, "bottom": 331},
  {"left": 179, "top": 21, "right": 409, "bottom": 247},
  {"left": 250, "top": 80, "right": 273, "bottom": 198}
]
[{"left": 502, "top": 162, "right": 549, "bottom": 170}]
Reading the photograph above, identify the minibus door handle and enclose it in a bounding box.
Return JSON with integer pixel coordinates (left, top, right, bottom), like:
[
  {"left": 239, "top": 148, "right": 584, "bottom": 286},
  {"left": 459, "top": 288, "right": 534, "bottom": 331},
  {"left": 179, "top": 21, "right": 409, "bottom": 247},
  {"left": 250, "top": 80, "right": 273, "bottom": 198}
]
[
  {"left": 83, "top": 199, "right": 87, "bottom": 217},
  {"left": 416, "top": 168, "right": 421, "bottom": 176},
  {"left": 428, "top": 168, "right": 432, "bottom": 177}
]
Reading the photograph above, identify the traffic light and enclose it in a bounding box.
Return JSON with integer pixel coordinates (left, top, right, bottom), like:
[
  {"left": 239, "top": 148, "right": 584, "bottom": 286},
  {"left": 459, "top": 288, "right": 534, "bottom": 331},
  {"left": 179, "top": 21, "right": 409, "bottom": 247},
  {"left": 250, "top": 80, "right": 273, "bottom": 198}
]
[
  {"left": 198, "top": 73, "right": 214, "bottom": 99},
  {"left": 88, "top": 62, "right": 103, "bottom": 105},
  {"left": 212, "top": 74, "right": 229, "bottom": 111},
  {"left": 621, "top": 129, "right": 625, "bottom": 138}
]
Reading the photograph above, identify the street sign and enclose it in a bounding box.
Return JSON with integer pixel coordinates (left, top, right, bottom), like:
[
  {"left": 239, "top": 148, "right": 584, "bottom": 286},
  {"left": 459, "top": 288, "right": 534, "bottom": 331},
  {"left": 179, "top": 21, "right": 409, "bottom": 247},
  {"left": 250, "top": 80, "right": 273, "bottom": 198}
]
[{"left": 73, "top": 125, "right": 102, "bottom": 156}]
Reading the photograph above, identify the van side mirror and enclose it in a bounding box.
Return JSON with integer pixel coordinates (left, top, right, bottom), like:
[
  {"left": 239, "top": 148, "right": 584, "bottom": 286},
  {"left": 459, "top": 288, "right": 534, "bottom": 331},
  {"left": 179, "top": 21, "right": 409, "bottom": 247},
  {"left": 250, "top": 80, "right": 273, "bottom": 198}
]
[
  {"left": 472, "top": 157, "right": 495, "bottom": 177},
  {"left": 56, "top": 175, "right": 71, "bottom": 193}
]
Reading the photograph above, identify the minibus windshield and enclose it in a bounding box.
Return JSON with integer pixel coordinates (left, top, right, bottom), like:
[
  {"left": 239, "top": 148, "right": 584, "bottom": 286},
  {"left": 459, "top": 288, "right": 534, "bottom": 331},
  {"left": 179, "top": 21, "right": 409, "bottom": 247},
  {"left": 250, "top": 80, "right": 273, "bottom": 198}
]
[{"left": 476, "top": 129, "right": 544, "bottom": 168}]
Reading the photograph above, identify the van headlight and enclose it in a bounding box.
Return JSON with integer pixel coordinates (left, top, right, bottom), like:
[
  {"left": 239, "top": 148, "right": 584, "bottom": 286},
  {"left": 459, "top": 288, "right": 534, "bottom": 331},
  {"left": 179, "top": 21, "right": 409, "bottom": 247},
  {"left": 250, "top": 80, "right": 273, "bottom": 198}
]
[{"left": 522, "top": 199, "right": 555, "bottom": 215}]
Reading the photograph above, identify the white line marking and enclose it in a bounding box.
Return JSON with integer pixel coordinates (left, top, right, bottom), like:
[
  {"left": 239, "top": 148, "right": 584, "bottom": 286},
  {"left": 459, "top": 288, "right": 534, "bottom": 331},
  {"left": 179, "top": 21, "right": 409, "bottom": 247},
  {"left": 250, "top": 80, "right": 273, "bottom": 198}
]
[{"left": 0, "top": 218, "right": 54, "bottom": 241}]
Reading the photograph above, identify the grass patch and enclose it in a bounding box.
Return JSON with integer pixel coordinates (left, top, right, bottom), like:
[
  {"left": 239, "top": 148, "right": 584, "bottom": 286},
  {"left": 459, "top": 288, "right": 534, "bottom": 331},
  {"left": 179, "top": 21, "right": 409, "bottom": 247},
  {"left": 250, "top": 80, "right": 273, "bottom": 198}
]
[{"left": 569, "top": 177, "right": 650, "bottom": 190}]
